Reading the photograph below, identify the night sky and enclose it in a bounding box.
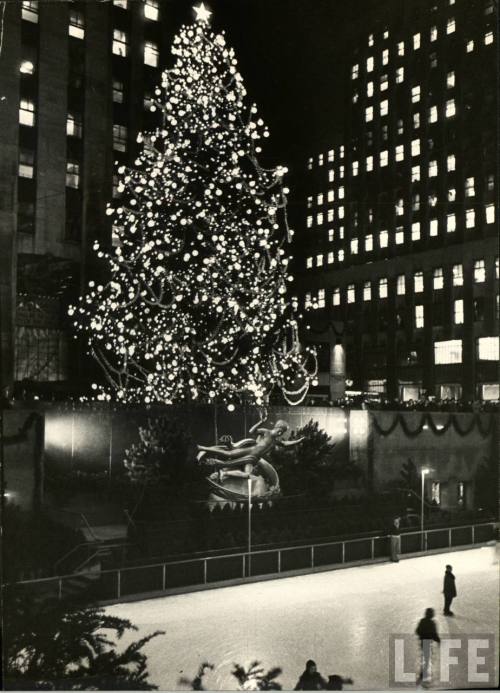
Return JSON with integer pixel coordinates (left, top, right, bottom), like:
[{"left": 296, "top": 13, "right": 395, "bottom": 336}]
[{"left": 164, "top": 0, "right": 376, "bottom": 172}]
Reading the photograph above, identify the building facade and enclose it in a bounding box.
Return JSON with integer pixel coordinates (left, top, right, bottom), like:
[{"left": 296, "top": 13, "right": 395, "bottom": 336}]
[
  {"left": 295, "top": 0, "right": 498, "bottom": 402},
  {"left": 0, "top": 0, "right": 175, "bottom": 397}
]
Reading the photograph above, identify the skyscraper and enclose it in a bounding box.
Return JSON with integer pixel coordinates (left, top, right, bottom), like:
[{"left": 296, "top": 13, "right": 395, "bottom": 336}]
[{"left": 295, "top": 0, "right": 498, "bottom": 402}]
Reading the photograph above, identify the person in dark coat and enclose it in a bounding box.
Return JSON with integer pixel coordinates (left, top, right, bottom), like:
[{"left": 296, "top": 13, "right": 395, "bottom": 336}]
[
  {"left": 443, "top": 564, "right": 457, "bottom": 615},
  {"left": 294, "top": 660, "right": 327, "bottom": 690},
  {"left": 416, "top": 607, "right": 440, "bottom": 683}
]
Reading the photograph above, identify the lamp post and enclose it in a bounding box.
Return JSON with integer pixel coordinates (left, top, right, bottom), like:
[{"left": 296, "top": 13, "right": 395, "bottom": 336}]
[
  {"left": 421, "top": 467, "right": 429, "bottom": 550},
  {"left": 247, "top": 476, "right": 252, "bottom": 577}
]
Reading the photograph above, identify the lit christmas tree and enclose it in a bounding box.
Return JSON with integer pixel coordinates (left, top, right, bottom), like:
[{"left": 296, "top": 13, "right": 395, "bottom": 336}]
[{"left": 70, "top": 3, "right": 316, "bottom": 407}]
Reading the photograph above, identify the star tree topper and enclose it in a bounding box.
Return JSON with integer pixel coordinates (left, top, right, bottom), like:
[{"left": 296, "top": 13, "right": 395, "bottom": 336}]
[{"left": 193, "top": 2, "right": 212, "bottom": 23}]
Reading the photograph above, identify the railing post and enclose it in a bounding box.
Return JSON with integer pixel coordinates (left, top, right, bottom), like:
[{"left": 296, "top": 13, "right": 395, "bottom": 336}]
[
  {"left": 117, "top": 570, "right": 121, "bottom": 599},
  {"left": 371, "top": 538, "right": 374, "bottom": 560},
  {"left": 448, "top": 528, "right": 452, "bottom": 548},
  {"left": 472, "top": 524, "right": 475, "bottom": 545},
  {"left": 311, "top": 546, "right": 315, "bottom": 568},
  {"left": 424, "top": 531, "right": 428, "bottom": 552},
  {"left": 242, "top": 554, "right": 246, "bottom": 578},
  {"left": 341, "top": 542, "right": 345, "bottom": 563},
  {"left": 58, "top": 578, "right": 62, "bottom": 601},
  {"left": 162, "top": 564, "right": 166, "bottom": 591},
  {"left": 204, "top": 559, "right": 207, "bottom": 584},
  {"left": 277, "top": 550, "right": 281, "bottom": 573}
]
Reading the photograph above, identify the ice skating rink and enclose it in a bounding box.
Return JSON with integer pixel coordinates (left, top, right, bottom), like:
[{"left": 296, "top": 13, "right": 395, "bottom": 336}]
[{"left": 106, "top": 546, "right": 499, "bottom": 690}]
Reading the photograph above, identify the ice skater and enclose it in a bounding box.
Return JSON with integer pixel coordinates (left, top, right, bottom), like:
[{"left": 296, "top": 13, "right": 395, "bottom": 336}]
[
  {"left": 443, "top": 564, "right": 457, "bottom": 616},
  {"left": 294, "top": 660, "right": 327, "bottom": 690},
  {"left": 415, "top": 607, "right": 440, "bottom": 685}
]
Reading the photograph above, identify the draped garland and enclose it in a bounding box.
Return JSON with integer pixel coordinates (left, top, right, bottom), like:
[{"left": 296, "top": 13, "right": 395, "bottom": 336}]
[{"left": 369, "top": 411, "right": 495, "bottom": 438}]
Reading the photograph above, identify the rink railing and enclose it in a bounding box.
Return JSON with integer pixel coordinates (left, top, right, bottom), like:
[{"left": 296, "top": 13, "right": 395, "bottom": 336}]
[{"left": 3, "top": 521, "right": 496, "bottom": 603}]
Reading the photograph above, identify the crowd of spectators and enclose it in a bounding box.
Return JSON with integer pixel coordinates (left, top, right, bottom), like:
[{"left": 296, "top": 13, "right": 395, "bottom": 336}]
[{"left": 305, "top": 395, "right": 499, "bottom": 412}]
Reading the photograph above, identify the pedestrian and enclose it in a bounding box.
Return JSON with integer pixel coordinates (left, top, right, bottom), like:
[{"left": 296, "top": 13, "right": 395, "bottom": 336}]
[
  {"left": 390, "top": 518, "right": 401, "bottom": 562},
  {"left": 415, "top": 607, "right": 440, "bottom": 684},
  {"left": 326, "top": 674, "right": 354, "bottom": 690},
  {"left": 443, "top": 564, "right": 457, "bottom": 615},
  {"left": 294, "top": 660, "right": 327, "bottom": 690}
]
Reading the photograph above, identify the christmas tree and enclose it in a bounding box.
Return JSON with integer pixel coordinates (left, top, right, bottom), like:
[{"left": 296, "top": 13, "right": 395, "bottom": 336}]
[{"left": 70, "top": 4, "right": 316, "bottom": 407}]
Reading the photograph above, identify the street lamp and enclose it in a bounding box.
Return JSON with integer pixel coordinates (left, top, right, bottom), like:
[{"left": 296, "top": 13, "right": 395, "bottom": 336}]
[{"left": 421, "top": 467, "right": 430, "bottom": 550}]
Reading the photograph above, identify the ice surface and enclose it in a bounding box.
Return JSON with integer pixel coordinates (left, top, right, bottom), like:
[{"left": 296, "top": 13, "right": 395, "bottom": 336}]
[{"left": 106, "top": 546, "right": 499, "bottom": 690}]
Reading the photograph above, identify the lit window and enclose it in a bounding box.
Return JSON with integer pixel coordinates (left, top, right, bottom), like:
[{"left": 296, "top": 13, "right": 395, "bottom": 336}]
[
  {"left": 367, "top": 56, "right": 374, "bottom": 72},
  {"left": 351, "top": 238, "right": 359, "bottom": 255},
  {"left": 327, "top": 209, "right": 334, "bottom": 222},
  {"left": 326, "top": 251, "right": 333, "bottom": 264},
  {"left": 380, "top": 74, "right": 388, "bottom": 91},
  {"left": 414, "top": 272, "right": 424, "bottom": 293},
  {"left": 448, "top": 188, "right": 456, "bottom": 202},
  {"left": 352, "top": 92, "right": 359, "bottom": 104},
  {"left": 396, "top": 67, "right": 404, "bottom": 84},
  {"left": 307, "top": 157, "right": 313, "bottom": 170},
  {"left": 412, "top": 165, "right": 420, "bottom": 182},
  {"left": 379, "top": 278, "right": 388, "bottom": 298},
  {"left": 328, "top": 228, "right": 335, "bottom": 241},
  {"left": 398, "top": 40, "right": 405, "bottom": 56},
  {"left": 466, "top": 39, "right": 474, "bottom": 52},
  {"left": 328, "top": 149, "right": 334, "bottom": 162},
  {"left": 347, "top": 285, "right": 355, "bottom": 303},
  {"left": 307, "top": 215, "right": 313, "bottom": 229},
  {"left": 333, "top": 288, "right": 340, "bottom": 306},
  {"left": 484, "top": 31, "right": 493, "bottom": 45},
  {"left": 382, "top": 48, "right": 389, "bottom": 65},
  {"left": 365, "top": 234, "right": 373, "bottom": 252},
  {"left": 428, "top": 106, "right": 437, "bottom": 124},
  {"left": 307, "top": 196, "right": 313, "bottom": 208},
  {"left": 367, "top": 81, "right": 374, "bottom": 97},
  {"left": 305, "top": 293, "right": 312, "bottom": 309},
  {"left": 449, "top": 265, "right": 462, "bottom": 289},
  {"left": 413, "top": 112, "right": 420, "bottom": 129},
  {"left": 487, "top": 174, "right": 495, "bottom": 191},
  {"left": 317, "top": 212, "right": 323, "bottom": 225},
  {"left": 411, "top": 222, "right": 421, "bottom": 241},
  {"left": 66, "top": 161, "right": 80, "bottom": 188},
  {"left": 69, "top": 10, "right": 85, "bottom": 39},
  {"left": 482, "top": 383, "right": 500, "bottom": 400},
  {"left": 474, "top": 259, "right": 485, "bottom": 283},
  {"left": 412, "top": 193, "right": 420, "bottom": 211},
  {"left": 318, "top": 153, "right": 324, "bottom": 166},
  {"left": 327, "top": 189, "right": 334, "bottom": 203},
  {"left": 433, "top": 268, "right": 444, "bottom": 290},
  {"left": 447, "top": 154, "right": 456, "bottom": 171},
  {"left": 113, "top": 0, "right": 128, "bottom": 7},
  {"left": 447, "top": 18, "right": 456, "bottom": 34},
  {"left": 113, "top": 29, "right": 129, "bottom": 57},
  {"left": 430, "top": 26, "right": 438, "bottom": 41},
  {"left": 66, "top": 113, "right": 82, "bottom": 138},
  {"left": 454, "top": 299, "right": 464, "bottom": 324},
  {"left": 429, "top": 160, "right": 438, "bottom": 177},
  {"left": 477, "top": 337, "right": 499, "bottom": 361},
  {"left": 338, "top": 186, "right": 345, "bottom": 199},
  {"left": 351, "top": 64, "right": 359, "bottom": 79},
  {"left": 379, "top": 230, "right": 388, "bottom": 248},
  {"left": 445, "top": 99, "right": 456, "bottom": 117},
  {"left": 338, "top": 206, "right": 344, "bottom": 219},
  {"left": 384, "top": 29, "right": 389, "bottom": 39},
  {"left": 318, "top": 289, "right": 325, "bottom": 309},
  {"left": 397, "top": 120, "right": 404, "bottom": 136},
  {"left": 317, "top": 193, "right": 323, "bottom": 206},
  {"left": 430, "top": 219, "right": 438, "bottom": 236},
  {"left": 447, "top": 213, "right": 456, "bottom": 232},
  {"left": 22, "top": 1, "right": 38, "bottom": 23},
  {"left": 395, "top": 228, "right": 404, "bottom": 245},
  {"left": 352, "top": 161, "right": 359, "bottom": 176},
  {"left": 397, "top": 275, "right": 406, "bottom": 295},
  {"left": 465, "top": 177, "right": 475, "bottom": 197},
  {"left": 395, "top": 198, "right": 404, "bottom": 216},
  {"left": 485, "top": 203, "right": 495, "bottom": 224},
  {"left": 363, "top": 281, "right": 372, "bottom": 301},
  {"left": 365, "top": 106, "right": 373, "bottom": 122},
  {"left": 413, "top": 33, "right": 420, "bottom": 49},
  {"left": 415, "top": 305, "right": 424, "bottom": 328},
  {"left": 411, "top": 86, "right": 420, "bottom": 103},
  {"left": 144, "top": 0, "right": 159, "bottom": 21},
  {"left": 380, "top": 150, "right": 388, "bottom": 167},
  {"left": 366, "top": 155, "right": 373, "bottom": 172},
  {"left": 328, "top": 169, "right": 334, "bottom": 182},
  {"left": 447, "top": 71, "right": 455, "bottom": 88},
  {"left": 113, "top": 79, "right": 124, "bottom": 103},
  {"left": 435, "top": 340, "right": 462, "bottom": 364},
  {"left": 317, "top": 254, "right": 324, "bottom": 267},
  {"left": 382, "top": 125, "right": 388, "bottom": 141},
  {"left": 20, "top": 60, "right": 35, "bottom": 75},
  {"left": 466, "top": 209, "right": 475, "bottom": 229},
  {"left": 485, "top": 0, "right": 494, "bottom": 14},
  {"left": 19, "top": 149, "right": 34, "bottom": 178},
  {"left": 19, "top": 98, "right": 35, "bottom": 126},
  {"left": 144, "top": 41, "right": 159, "bottom": 67},
  {"left": 113, "top": 124, "right": 127, "bottom": 152},
  {"left": 338, "top": 248, "right": 345, "bottom": 262},
  {"left": 306, "top": 257, "right": 313, "bottom": 269},
  {"left": 380, "top": 99, "right": 388, "bottom": 116},
  {"left": 411, "top": 139, "right": 420, "bottom": 157}
]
